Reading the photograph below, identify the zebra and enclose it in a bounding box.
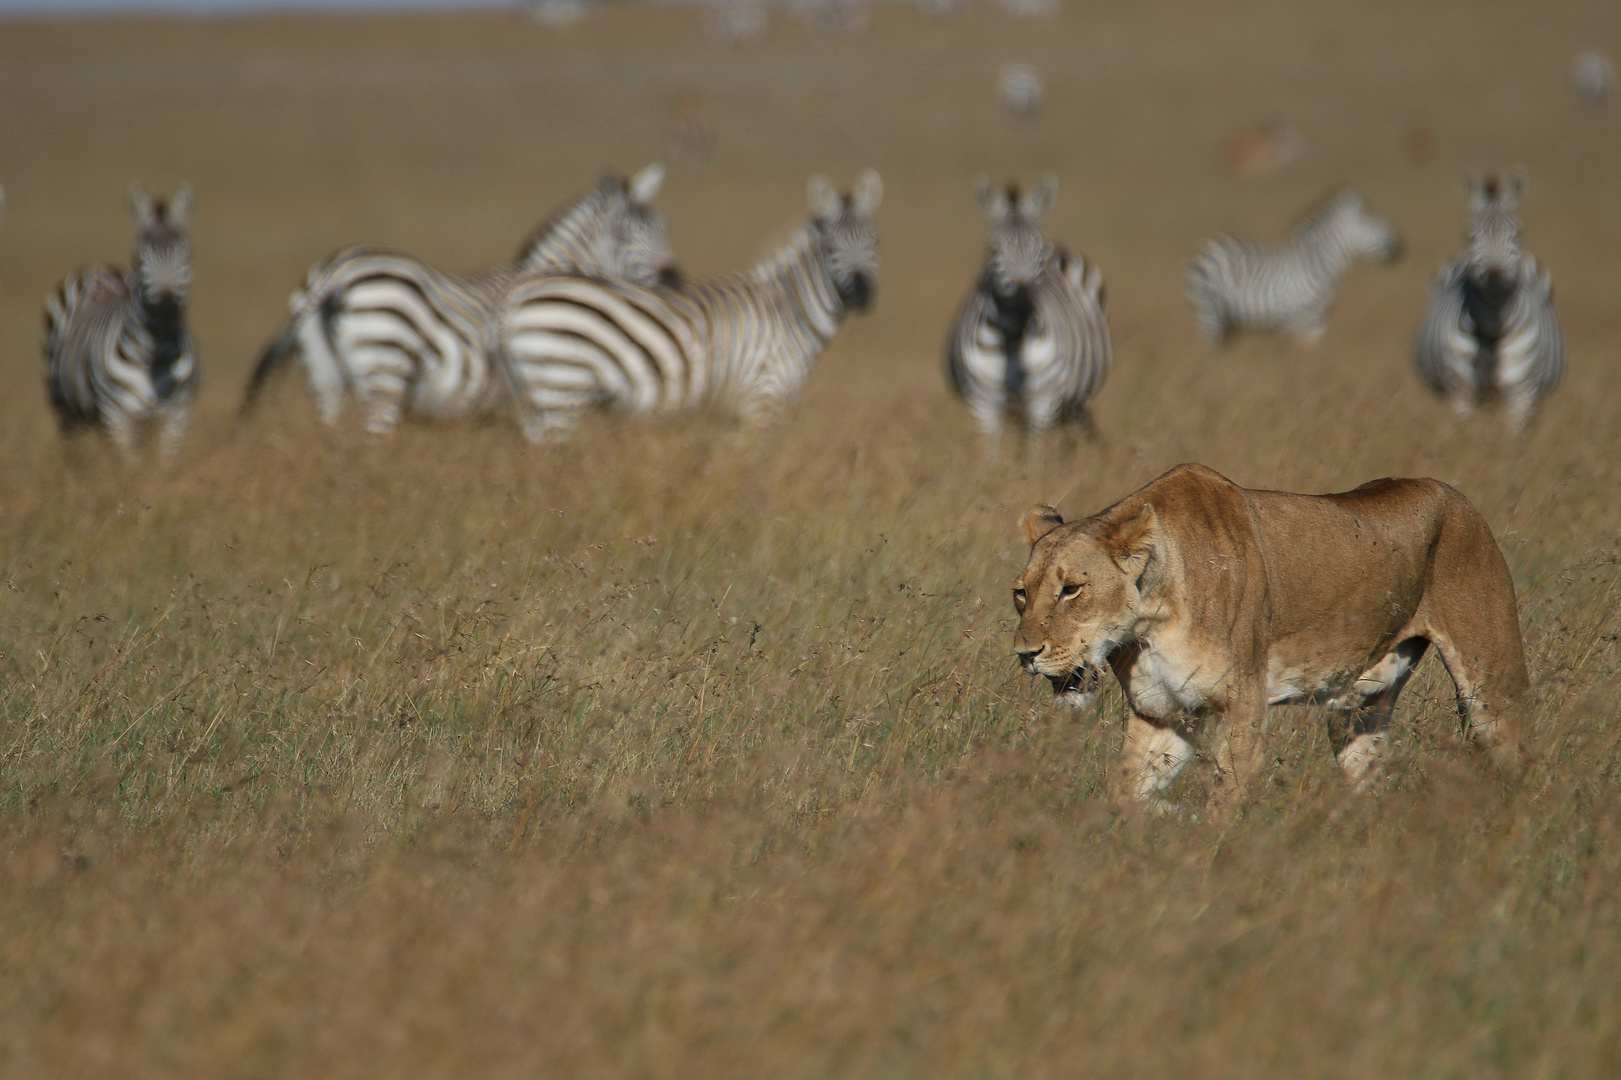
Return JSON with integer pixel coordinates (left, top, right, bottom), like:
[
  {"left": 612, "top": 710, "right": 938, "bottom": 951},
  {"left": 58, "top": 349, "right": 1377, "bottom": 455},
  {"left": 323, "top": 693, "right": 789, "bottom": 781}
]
[
  {"left": 242, "top": 164, "right": 675, "bottom": 434},
  {"left": 946, "top": 176, "right": 1110, "bottom": 440},
  {"left": 1185, "top": 188, "right": 1401, "bottom": 348},
  {"left": 44, "top": 184, "right": 198, "bottom": 463},
  {"left": 1414, "top": 169, "right": 1563, "bottom": 432},
  {"left": 496, "top": 170, "right": 881, "bottom": 442}
]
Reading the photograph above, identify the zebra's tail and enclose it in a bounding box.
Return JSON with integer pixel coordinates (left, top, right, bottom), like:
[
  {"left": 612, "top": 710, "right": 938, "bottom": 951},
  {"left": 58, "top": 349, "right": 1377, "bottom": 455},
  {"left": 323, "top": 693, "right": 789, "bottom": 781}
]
[
  {"left": 241, "top": 316, "right": 301, "bottom": 415},
  {"left": 240, "top": 288, "right": 346, "bottom": 420}
]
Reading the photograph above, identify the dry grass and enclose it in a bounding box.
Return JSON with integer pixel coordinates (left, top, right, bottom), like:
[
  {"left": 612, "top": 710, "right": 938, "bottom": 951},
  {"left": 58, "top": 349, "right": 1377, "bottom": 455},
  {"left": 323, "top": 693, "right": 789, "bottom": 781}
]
[{"left": 2, "top": 1, "right": 1620, "bottom": 1076}]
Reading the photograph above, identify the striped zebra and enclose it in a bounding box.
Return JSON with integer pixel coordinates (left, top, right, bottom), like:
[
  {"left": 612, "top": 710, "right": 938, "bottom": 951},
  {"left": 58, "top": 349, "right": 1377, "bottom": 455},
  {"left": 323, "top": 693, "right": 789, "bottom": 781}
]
[
  {"left": 44, "top": 184, "right": 198, "bottom": 463},
  {"left": 1186, "top": 189, "right": 1401, "bottom": 348},
  {"left": 947, "top": 177, "right": 1110, "bottom": 439},
  {"left": 1415, "top": 169, "right": 1563, "bottom": 432},
  {"left": 242, "top": 164, "right": 675, "bottom": 434},
  {"left": 497, "top": 170, "right": 881, "bottom": 441}
]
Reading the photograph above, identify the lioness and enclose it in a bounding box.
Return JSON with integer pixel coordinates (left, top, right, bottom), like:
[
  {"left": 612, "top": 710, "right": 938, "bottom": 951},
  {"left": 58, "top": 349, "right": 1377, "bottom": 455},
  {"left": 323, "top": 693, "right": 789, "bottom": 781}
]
[{"left": 1013, "top": 463, "right": 1528, "bottom": 806}]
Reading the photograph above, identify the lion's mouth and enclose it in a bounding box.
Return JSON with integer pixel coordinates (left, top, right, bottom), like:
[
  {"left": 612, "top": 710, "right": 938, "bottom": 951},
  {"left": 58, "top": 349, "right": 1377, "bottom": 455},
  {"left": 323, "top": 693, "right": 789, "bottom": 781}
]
[{"left": 1048, "top": 665, "right": 1102, "bottom": 700}]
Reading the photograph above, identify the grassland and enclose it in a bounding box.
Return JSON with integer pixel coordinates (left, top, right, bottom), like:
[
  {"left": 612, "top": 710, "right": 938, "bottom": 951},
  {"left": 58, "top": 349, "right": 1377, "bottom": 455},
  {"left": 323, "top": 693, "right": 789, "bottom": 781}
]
[{"left": 1, "top": 1, "right": 1619, "bottom": 1075}]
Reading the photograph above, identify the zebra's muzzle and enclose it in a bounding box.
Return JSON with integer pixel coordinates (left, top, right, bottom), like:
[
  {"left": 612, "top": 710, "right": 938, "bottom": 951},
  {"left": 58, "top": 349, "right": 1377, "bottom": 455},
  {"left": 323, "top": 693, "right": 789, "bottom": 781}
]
[{"left": 838, "top": 272, "right": 873, "bottom": 312}]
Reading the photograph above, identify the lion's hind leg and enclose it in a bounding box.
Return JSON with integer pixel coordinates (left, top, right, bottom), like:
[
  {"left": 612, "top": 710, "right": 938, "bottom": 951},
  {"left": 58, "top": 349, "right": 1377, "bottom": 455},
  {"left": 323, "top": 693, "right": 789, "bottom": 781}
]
[
  {"left": 1428, "top": 629, "right": 1527, "bottom": 774},
  {"left": 1328, "top": 637, "right": 1429, "bottom": 788}
]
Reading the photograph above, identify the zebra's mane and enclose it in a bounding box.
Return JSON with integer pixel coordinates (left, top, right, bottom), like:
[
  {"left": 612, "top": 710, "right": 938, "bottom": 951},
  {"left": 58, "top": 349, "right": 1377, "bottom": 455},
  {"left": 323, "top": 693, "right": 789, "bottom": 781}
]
[
  {"left": 1288, "top": 188, "right": 1360, "bottom": 241},
  {"left": 511, "top": 178, "right": 616, "bottom": 270}
]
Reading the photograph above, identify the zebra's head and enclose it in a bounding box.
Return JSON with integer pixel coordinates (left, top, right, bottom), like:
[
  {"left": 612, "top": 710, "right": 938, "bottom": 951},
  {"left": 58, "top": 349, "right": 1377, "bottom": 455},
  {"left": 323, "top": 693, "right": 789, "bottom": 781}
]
[
  {"left": 1314, "top": 188, "right": 1402, "bottom": 265},
  {"left": 127, "top": 183, "right": 193, "bottom": 305},
  {"left": 607, "top": 163, "right": 681, "bottom": 288},
  {"left": 976, "top": 175, "right": 1057, "bottom": 298},
  {"left": 808, "top": 170, "right": 882, "bottom": 312},
  {"left": 1461, "top": 168, "right": 1527, "bottom": 276},
  {"left": 517, "top": 164, "right": 678, "bottom": 286}
]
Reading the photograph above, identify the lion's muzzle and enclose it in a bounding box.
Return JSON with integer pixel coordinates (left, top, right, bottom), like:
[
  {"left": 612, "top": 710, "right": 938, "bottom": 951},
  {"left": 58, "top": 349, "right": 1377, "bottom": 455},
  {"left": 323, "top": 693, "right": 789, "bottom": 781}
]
[{"left": 1048, "top": 664, "right": 1102, "bottom": 708}]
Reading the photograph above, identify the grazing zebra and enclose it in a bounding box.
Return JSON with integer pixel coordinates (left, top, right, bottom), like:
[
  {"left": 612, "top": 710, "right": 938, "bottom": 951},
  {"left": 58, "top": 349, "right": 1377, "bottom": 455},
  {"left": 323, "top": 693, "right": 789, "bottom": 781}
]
[
  {"left": 497, "top": 171, "right": 881, "bottom": 441},
  {"left": 1186, "top": 189, "right": 1401, "bottom": 348},
  {"left": 1414, "top": 170, "right": 1563, "bottom": 432},
  {"left": 947, "top": 177, "right": 1110, "bottom": 439},
  {"left": 44, "top": 184, "right": 197, "bottom": 462},
  {"left": 242, "top": 165, "right": 675, "bottom": 434}
]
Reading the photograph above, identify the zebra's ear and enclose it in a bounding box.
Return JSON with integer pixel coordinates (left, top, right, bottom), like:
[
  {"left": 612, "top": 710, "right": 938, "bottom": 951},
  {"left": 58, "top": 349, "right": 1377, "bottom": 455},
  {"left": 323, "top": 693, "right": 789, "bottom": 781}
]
[
  {"left": 127, "top": 183, "right": 155, "bottom": 227},
  {"left": 168, "top": 183, "right": 194, "bottom": 227},
  {"left": 976, "top": 176, "right": 1009, "bottom": 222},
  {"left": 1020, "top": 174, "right": 1057, "bottom": 219},
  {"left": 1460, "top": 172, "right": 1487, "bottom": 210},
  {"left": 852, "top": 169, "right": 882, "bottom": 215},
  {"left": 629, "top": 163, "right": 665, "bottom": 206},
  {"left": 808, "top": 174, "right": 841, "bottom": 219},
  {"left": 1503, "top": 165, "right": 1529, "bottom": 204}
]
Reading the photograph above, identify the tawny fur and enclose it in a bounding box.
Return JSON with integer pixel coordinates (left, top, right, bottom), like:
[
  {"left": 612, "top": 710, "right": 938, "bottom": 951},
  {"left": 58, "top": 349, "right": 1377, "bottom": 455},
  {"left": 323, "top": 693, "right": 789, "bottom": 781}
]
[{"left": 1012, "top": 463, "right": 1529, "bottom": 809}]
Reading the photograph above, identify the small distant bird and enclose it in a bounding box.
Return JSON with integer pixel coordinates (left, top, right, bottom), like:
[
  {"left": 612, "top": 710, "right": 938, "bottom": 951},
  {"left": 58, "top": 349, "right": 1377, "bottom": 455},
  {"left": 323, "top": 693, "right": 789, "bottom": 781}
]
[
  {"left": 1401, "top": 121, "right": 1436, "bottom": 166},
  {"left": 1224, "top": 121, "right": 1307, "bottom": 179},
  {"left": 705, "top": 0, "right": 767, "bottom": 43},
  {"left": 1569, "top": 48, "right": 1615, "bottom": 107},
  {"left": 997, "top": 62, "right": 1043, "bottom": 119},
  {"left": 1415, "top": 169, "right": 1564, "bottom": 432},
  {"left": 670, "top": 89, "right": 717, "bottom": 163}
]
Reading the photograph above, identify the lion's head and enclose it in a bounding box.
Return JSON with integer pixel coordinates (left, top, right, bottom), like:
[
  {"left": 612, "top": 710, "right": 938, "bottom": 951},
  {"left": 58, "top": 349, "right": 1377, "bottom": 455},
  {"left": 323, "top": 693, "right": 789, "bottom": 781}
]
[{"left": 1012, "top": 502, "right": 1162, "bottom": 708}]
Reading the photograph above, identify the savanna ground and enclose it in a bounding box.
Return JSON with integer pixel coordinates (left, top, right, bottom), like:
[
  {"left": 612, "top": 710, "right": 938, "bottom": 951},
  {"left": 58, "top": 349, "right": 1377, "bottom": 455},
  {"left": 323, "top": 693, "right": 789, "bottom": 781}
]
[{"left": 1, "top": 1, "right": 1619, "bottom": 1075}]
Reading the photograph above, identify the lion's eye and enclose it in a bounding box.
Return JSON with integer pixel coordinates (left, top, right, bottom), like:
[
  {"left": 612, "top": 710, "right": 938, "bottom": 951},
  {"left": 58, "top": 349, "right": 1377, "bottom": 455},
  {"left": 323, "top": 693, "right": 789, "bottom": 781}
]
[
  {"left": 1059, "top": 582, "right": 1084, "bottom": 601},
  {"left": 1012, "top": 587, "right": 1027, "bottom": 610}
]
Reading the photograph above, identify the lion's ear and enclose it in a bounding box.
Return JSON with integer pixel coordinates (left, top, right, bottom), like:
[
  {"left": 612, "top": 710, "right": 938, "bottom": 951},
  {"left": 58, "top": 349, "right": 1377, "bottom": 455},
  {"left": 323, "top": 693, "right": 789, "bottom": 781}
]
[
  {"left": 1107, "top": 504, "right": 1162, "bottom": 579},
  {"left": 1020, "top": 505, "right": 1064, "bottom": 545}
]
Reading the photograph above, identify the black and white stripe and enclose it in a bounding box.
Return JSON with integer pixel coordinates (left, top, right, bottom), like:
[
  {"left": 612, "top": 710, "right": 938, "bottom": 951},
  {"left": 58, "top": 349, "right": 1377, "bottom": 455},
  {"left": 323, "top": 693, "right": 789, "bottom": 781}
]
[
  {"left": 1186, "top": 189, "right": 1401, "bottom": 347},
  {"left": 1414, "top": 169, "right": 1563, "bottom": 431},
  {"left": 242, "top": 165, "right": 675, "bottom": 434},
  {"left": 497, "top": 171, "right": 881, "bottom": 441},
  {"left": 947, "top": 177, "right": 1110, "bottom": 438},
  {"left": 45, "top": 184, "right": 197, "bottom": 462}
]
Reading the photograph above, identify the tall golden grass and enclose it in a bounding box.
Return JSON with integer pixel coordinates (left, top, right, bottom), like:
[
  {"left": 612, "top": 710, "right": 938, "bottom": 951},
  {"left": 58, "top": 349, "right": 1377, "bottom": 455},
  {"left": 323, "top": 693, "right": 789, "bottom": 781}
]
[{"left": 1, "top": 1, "right": 1618, "bottom": 1075}]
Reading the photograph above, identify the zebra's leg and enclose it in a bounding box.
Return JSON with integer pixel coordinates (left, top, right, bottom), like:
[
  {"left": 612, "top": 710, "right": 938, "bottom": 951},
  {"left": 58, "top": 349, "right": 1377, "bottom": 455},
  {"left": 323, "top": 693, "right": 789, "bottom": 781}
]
[
  {"left": 968, "top": 399, "right": 1004, "bottom": 451},
  {"left": 102, "top": 411, "right": 139, "bottom": 464},
  {"left": 157, "top": 403, "right": 190, "bottom": 466},
  {"left": 1190, "top": 295, "right": 1227, "bottom": 351},
  {"left": 1292, "top": 313, "right": 1327, "bottom": 346},
  {"left": 359, "top": 375, "right": 408, "bottom": 436},
  {"left": 295, "top": 309, "right": 347, "bottom": 427},
  {"left": 1504, "top": 385, "right": 1537, "bottom": 434},
  {"left": 520, "top": 409, "right": 583, "bottom": 444},
  {"left": 344, "top": 340, "right": 414, "bottom": 436}
]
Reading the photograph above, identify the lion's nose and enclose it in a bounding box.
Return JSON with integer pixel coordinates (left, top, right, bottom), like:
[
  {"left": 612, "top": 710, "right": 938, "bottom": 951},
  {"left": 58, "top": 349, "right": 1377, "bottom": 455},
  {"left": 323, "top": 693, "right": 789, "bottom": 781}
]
[{"left": 1015, "top": 643, "right": 1045, "bottom": 670}]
